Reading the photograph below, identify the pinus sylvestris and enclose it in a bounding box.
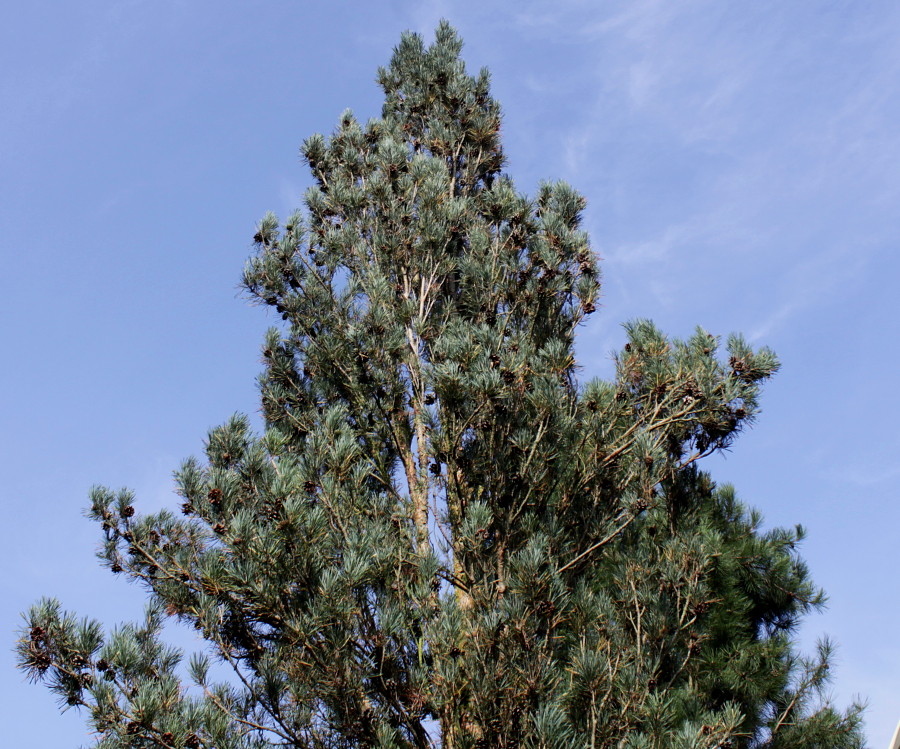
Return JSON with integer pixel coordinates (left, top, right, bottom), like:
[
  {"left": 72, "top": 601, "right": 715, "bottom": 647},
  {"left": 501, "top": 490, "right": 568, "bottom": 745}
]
[{"left": 17, "top": 22, "right": 865, "bottom": 749}]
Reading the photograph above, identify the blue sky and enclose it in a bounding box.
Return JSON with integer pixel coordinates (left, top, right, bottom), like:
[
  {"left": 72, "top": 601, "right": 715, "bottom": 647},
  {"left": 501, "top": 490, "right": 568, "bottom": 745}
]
[{"left": 2, "top": 1, "right": 898, "bottom": 745}]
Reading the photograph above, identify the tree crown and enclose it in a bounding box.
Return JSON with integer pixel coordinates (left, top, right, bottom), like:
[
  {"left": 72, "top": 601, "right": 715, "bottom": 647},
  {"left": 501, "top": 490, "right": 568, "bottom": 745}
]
[{"left": 17, "top": 22, "right": 865, "bottom": 749}]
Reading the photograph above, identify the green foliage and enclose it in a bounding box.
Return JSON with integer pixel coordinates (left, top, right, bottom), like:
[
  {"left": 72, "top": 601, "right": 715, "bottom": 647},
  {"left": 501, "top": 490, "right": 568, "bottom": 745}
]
[{"left": 17, "top": 22, "right": 865, "bottom": 749}]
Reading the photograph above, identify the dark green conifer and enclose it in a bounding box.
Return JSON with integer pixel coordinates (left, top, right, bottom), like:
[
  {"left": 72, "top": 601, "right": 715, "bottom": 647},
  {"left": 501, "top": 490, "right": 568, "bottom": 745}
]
[{"left": 17, "top": 23, "right": 865, "bottom": 749}]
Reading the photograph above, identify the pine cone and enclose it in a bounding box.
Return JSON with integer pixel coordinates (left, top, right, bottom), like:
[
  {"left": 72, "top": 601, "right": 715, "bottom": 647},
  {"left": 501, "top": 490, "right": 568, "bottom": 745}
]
[
  {"left": 630, "top": 498, "right": 648, "bottom": 514},
  {"left": 31, "top": 649, "right": 51, "bottom": 671}
]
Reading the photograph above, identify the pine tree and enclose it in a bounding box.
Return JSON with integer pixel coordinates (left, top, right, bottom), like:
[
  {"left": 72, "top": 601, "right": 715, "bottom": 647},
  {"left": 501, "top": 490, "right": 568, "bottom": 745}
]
[{"left": 17, "top": 23, "right": 865, "bottom": 749}]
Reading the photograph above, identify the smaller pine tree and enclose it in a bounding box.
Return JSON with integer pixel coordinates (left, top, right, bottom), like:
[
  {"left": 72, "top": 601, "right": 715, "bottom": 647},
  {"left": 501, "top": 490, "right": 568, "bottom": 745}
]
[{"left": 17, "top": 22, "right": 865, "bottom": 749}]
